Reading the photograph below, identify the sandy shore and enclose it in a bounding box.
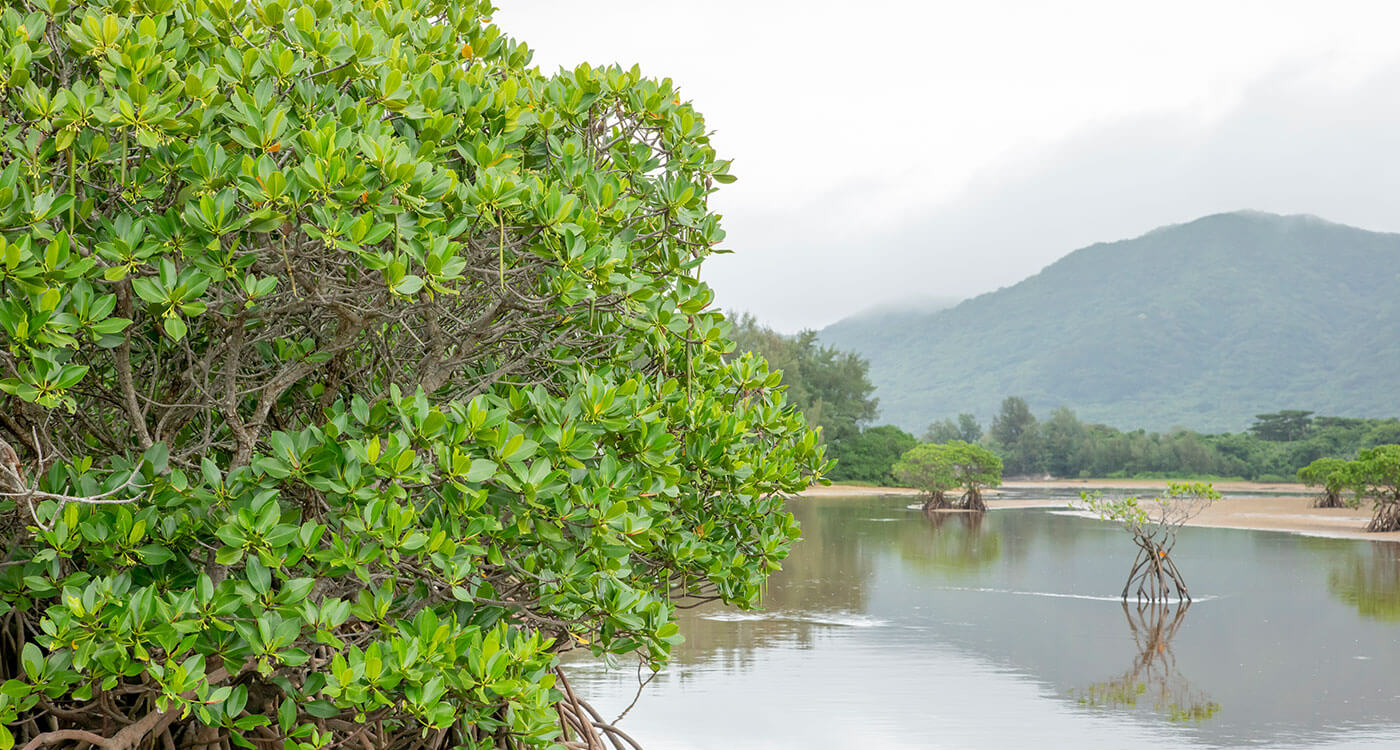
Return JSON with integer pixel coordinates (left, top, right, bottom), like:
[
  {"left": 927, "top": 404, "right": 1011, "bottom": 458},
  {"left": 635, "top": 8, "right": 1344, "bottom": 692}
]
[
  {"left": 800, "top": 482, "right": 1400, "bottom": 542},
  {"left": 800, "top": 479, "right": 1308, "bottom": 498},
  {"left": 1000, "top": 478, "right": 1310, "bottom": 494},
  {"left": 801, "top": 483, "right": 920, "bottom": 498}
]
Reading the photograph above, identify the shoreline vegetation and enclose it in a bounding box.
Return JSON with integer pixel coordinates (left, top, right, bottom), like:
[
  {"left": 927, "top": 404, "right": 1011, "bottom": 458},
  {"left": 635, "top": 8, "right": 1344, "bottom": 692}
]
[{"left": 801, "top": 481, "right": 1400, "bottom": 542}]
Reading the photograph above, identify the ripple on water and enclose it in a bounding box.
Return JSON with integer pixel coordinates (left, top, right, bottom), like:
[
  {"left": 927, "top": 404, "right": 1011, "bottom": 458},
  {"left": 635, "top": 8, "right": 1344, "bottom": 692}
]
[
  {"left": 931, "top": 586, "right": 1222, "bottom": 603},
  {"left": 699, "top": 610, "right": 889, "bottom": 628}
]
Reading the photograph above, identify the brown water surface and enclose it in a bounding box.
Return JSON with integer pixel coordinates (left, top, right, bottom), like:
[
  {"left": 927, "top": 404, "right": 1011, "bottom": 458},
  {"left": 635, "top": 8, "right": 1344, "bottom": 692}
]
[{"left": 568, "top": 492, "right": 1400, "bottom": 749}]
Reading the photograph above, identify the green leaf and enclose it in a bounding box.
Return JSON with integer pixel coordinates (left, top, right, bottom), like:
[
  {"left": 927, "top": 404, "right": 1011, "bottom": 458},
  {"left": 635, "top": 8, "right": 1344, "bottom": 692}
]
[
  {"left": 138, "top": 545, "right": 174, "bottom": 565},
  {"left": 246, "top": 556, "right": 271, "bottom": 595},
  {"left": 280, "top": 578, "right": 315, "bottom": 603},
  {"left": 303, "top": 701, "right": 338, "bottom": 719},
  {"left": 21, "top": 642, "right": 43, "bottom": 681},
  {"left": 278, "top": 698, "right": 297, "bottom": 732},
  {"left": 163, "top": 315, "right": 187, "bottom": 340},
  {"left": 143, "top": 442, "right": 170, "bottom": 474},
  {"left": 393, "top": 275, "right": 424, "bottom": 295},
  {"left": 465, "top": 458, "right": 497, "bottom": 483},
  {"left": 225, "top": 685, "right": 248, "bottom": 717}
]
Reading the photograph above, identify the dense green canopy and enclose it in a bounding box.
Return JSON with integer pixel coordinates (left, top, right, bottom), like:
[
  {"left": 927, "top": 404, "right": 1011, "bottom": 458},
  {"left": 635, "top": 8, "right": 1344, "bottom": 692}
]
[
  {"left": 0, "top": 2, "right": 824, "bottom": 748},
  {"left": 727, "top": 313, "right": 878, "bottom": 444},
  {"left": 892, "top": 441, "right": 1001, "bottom": 510},
  {"left": 1297, "top": 457, "right": 1353, "bottom": 508},
  {"left": 826, "top": 424, "right": 916, "bottom": 485},
  {"left": 1353, "top": 446, "right": 1400, "bottom": 532}
]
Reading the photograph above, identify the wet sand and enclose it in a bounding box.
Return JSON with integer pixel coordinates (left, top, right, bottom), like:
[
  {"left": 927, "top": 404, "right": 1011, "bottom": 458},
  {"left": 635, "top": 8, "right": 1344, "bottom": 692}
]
[
  {"left": 1000, "top": 478, "right": 1310, "bottom": 494},
  {"left": 800, "top": 483, "right": 920, "bottom": 498},
  {"left": 801, "top": 481, "right": 1400, "bottom": 542}
]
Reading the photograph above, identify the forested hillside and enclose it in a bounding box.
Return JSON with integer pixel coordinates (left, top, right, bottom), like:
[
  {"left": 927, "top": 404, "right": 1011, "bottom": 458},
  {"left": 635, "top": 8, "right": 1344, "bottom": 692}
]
[{"left": 822, "top": 211, "right": 1400, "bottom": 432}]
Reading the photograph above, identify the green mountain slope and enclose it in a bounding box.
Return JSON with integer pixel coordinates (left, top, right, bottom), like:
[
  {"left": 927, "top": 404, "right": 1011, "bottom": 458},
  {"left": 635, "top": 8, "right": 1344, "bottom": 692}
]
[{"left": 820, "top": 211, "right": 1400, "bottom": 433}]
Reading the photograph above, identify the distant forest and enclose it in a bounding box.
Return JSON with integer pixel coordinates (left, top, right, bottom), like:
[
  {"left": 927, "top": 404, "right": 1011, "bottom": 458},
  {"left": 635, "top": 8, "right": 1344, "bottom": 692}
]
[
  {"left": 820, "top": 212, "right": 1400, "bottom": 434},
  {"left": 947, "top": 398, "right": 1400, "bottom": 482},
  {"left": 730, "top": 315, "right": 1400, "bottom": 484}
]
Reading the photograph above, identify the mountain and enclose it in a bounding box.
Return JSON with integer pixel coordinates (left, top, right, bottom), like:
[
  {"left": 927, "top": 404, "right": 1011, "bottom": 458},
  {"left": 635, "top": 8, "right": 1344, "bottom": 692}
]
[
  {"left": 836, "top": 296, "right": 962, "bottom": 322},
  {"left": 820, "top": 211, "right": 1400, "bottom": 433}
]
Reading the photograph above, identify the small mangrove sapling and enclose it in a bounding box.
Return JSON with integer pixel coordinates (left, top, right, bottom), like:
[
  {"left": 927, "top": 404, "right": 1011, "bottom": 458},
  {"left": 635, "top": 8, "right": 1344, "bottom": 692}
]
[{"left": 1078, "top": 482, "right": 1221, "bottom": 601}]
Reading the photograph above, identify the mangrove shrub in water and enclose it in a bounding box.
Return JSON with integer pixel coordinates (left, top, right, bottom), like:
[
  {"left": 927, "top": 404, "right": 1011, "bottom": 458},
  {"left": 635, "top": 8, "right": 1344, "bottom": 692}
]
[
  {"left": 1079, "top": 483, "right": 1220, "bottom": 601},
  {"left": 893, "top": 441, "right": 1001, "bottom": 511},
  {"left": 0, "top": 1, "right": 825, "bottom": 747}
]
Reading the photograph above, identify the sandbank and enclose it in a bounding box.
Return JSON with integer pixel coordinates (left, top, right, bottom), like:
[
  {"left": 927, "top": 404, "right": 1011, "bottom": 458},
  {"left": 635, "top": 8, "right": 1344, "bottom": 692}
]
[
  {"left": 1001, "top": 478, "right": 1310, "bottom": 494},
  {"left": 800, "top": 483, "right": 919, "bottom": 498},
  {"left": 799, "top": 482, "right": 1400, "bottom": 543}
]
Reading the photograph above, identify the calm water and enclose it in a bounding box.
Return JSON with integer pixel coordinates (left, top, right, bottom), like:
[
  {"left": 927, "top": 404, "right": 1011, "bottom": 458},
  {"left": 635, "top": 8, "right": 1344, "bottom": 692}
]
[{"left": 568, "top": 493, "right": 1400, "bottom": 749}]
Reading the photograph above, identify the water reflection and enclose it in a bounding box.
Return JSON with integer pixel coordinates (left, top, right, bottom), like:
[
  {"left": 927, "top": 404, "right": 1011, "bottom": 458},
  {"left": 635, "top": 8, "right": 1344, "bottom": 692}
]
[
  {"left": 1329, "top": 541, "right": 1400, "bottom": 621},
  {"left": 652, "top": 498, "right": 877, "bottom": 674},
  {"left": 1078, "top": 603, "right": 1220, "bottom": 723},
  {"left": 569, "top": 497, "right": 1400, "bottom": 749},
  {"left": 895, "top": 509, "right": 1003, "bottom": 576}
]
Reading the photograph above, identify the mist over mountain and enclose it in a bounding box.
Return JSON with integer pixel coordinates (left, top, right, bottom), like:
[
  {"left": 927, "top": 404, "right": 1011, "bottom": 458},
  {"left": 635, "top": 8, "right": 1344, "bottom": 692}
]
[
  {"left": 820, "top": 211, "right": 1400, "bottom": 433},
  {"left": 829, "top": 296, "right": 962, "bottom": 326}
]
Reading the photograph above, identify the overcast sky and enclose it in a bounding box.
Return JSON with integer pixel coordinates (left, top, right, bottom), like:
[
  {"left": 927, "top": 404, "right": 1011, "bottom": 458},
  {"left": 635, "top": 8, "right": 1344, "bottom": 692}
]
[{"left": 497, "top": 1, "right": 1400, "bottom": 332}]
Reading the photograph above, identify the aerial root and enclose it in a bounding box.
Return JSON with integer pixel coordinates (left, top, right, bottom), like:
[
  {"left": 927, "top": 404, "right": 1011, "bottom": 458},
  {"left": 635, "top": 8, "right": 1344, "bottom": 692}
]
[
  {"left": 555, "top": 668, "right": 645, "bottom": 750},
  {"left": 961, "top": 487, "right": 986, "bottom": 512},
  {"left": 1123, "top": 539, "right": 1190, "bottom": 602},
  {"left": 921, "top": 490, "right": 950, "bottom": 511},
  {"left": 1313, "top": 490, "right": 1346, "bottom": 509},
  {"left": 1367, "top": 501, "right": 1400, "bottom": 533}
]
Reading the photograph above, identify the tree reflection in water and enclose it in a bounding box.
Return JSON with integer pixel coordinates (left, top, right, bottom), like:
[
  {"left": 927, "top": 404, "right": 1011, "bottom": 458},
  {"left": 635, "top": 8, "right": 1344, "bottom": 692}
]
[
  {"left": 644, "top": 498, "right": 881, "bottom": 676},
  {"left": 895, "top": 509, "right": 1003, "bottom": 576},
  {"left": 1329, "top": 541, "right": 1400, "bottom": 621},
  {"left": 1077, "top": 603, "right": 1220, "bottom": 723}
]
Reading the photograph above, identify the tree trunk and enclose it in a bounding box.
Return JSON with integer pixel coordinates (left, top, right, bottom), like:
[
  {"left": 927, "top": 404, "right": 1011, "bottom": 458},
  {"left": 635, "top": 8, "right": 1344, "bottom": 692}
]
[
  {"left": 960, "top": 487, "right": 986, "bottom": 512},
  {"left": 1367, "top": 499, "right": 1400, "bottom": 532},
  {"left": 921, "top": 490, "right": 949, "bottom": 511},
  {"left": 1122, "top": 537, "right": 1189, "bottom": 601},
  {"left": 1314, "top": 489, "right": 1346, "bottom": 509}
]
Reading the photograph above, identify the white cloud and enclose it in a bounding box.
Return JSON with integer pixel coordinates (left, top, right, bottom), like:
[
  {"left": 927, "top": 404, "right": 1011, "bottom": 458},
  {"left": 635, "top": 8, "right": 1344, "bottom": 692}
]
[{"left": 496, "top": 1, "right": 1400, "bottom": 330}]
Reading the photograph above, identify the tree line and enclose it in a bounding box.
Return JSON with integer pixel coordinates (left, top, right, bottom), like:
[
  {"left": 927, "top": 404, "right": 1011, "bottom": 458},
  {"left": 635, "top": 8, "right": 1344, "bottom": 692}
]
[
  {"left": 1298, "top": 446, "right": 1400, "bottom": 531},
  {"left": 854, "top": 398, "right": 1400, "bottom": 485},
  {"left": 727, "top": 313, "right": 878, "bottom": 445},
  {"left": 726, "top": 317, "right": 1400, "bottom": 487},
  {"left": 969, "top": 399, "right": 1400, "bottom": 481}
]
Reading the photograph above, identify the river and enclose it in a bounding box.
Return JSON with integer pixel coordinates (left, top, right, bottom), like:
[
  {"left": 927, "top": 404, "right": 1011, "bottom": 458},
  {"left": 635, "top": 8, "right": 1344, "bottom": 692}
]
[{"left": 567, "top": 492, "right": 1400, "bottom": 748}]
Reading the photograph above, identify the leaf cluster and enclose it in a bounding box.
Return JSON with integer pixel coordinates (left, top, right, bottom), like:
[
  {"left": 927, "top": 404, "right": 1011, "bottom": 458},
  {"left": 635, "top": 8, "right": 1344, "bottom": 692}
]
[
  {"left": 0, "top": 1, "right": 825, "bottom": 748},
  {"left": 1077, "top": 482, "right": 1220, "bottom": 542},
  {"left": 725, "top": 312, "right": 878, "bottom": 445},
  {"left": 891, "top": 441, "right": 1002, "bottom": 497},
  {"left": 1296, "top": 457, "right": 1353, "bottom": 496}
]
